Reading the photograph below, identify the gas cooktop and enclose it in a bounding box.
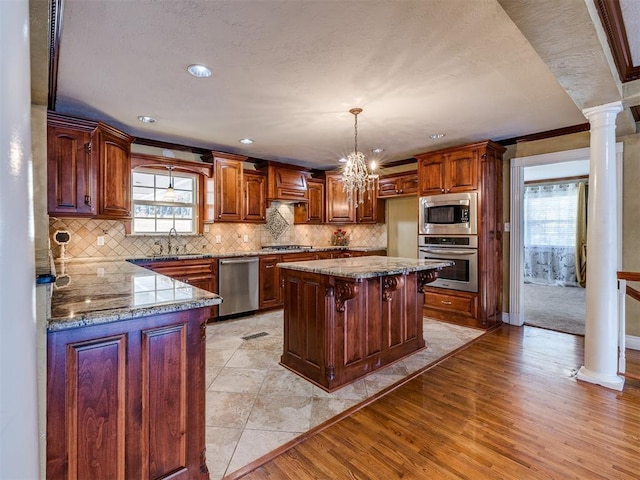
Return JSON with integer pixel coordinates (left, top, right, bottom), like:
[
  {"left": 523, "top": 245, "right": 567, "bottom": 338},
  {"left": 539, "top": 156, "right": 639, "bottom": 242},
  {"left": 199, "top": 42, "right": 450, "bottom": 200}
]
[{"left": 261, "top": 245, "right": 313, "bottom": 250}]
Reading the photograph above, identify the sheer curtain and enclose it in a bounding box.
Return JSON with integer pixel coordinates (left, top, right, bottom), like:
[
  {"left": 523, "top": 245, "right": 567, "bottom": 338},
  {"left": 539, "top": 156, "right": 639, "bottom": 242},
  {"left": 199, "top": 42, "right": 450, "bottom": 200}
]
[{"left": 523, "top": 182, "right": 580, "bottom": 286}]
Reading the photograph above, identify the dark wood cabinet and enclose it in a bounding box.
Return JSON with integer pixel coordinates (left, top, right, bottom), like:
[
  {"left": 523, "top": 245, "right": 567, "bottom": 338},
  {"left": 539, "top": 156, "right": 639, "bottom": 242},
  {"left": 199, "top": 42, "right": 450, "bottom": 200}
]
[
  {"left": 326, "top": 172, "right": 384, "bottom": 224},
  {"left": 210, "top": 152, "right": 246, "bottom": 222},
  {"left": 47, "top": 113, "right": 133, "bottom": 219},
  {"left": 356, "top": 187, "right": 385, "bottom": 224},
  {"left": 142, "top": 258, "right": 218, "bottom": 319},
  {"left": 294, "top": 178, "right": 324, "bottom": 224},
  {"left": 377, "top": 172, "right": 418, "bottom": 198},
  {"left": 47, "top": 307, "right": 209, "bottom": 479},
  {"left": 243, "top": 170, "right": 267, "bottom": 222},
  {"left": 259, "top": 162, "right": 309, "bottom": 202},
  {"left": 418, "top": 140, "right": 505, "bottom": 329},
  {"left": 47, "top": 118, "right": 96, "bottom": 216},
  {"left": 94, "top": 124, "right": 134, "bottom": 219},
  {"left": 280, "top": 268, "right": 430, "bottom": 391},
  {"left": 417, "top": 145, "right": 479, "bottom": 196},
  {"left": 259, "top": 254, "right": 282, "bottom": 309},
  {"left": 325, "top": 172, "right": 355, "bottom": 223}
]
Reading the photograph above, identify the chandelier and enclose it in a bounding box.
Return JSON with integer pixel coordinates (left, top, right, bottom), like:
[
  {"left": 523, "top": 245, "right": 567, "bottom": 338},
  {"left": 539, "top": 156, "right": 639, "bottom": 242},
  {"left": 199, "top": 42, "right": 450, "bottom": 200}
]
[{"left": 342, "top": 107, "right": 378, "bottom": 206}]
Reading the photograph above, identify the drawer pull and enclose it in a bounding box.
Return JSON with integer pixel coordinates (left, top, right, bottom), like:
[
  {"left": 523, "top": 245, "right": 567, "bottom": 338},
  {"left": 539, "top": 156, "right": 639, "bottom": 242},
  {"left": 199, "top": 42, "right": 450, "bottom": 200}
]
[
  {"left": 265, "top": 264, "right": 274, "bottom": 269},
  {"left": 441, "top": 300, "right": 452, "bottom": 305}
]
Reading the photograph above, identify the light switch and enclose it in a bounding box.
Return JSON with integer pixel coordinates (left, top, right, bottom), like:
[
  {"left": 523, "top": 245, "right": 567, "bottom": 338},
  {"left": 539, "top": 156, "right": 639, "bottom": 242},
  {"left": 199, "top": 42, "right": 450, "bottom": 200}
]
[
  {"left": 215, "top": 235, "right": 222, "bottom": 244},
  {"left": 97, "top": 236, "right": 104, "bottom": 246},
  {"left": 243, "top": 234, "right": 249, "bottom": 243},
  {"left": 504, "top": 222, "right": 511, "bottom": 232}
]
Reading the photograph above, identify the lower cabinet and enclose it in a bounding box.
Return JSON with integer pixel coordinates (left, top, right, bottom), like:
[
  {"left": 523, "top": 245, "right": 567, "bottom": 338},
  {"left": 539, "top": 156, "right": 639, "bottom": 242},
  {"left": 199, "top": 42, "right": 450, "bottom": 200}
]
[
  {"left": 142, "top": 258, "right": 218, "bottom": 319},
  {"left": 47, "top": 307, "right": 210, "bottom": 479},
  {"left": 423, "top": 288, "right": 479, "bottom": 328},
  {"left": 259, "top": 255, "right": 282, "bottom": 309}
]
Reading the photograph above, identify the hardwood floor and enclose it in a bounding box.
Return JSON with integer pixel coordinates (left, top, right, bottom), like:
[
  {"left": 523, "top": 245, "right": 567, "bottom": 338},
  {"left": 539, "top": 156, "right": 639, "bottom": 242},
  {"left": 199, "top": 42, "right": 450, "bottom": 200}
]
[{"left": 237, "top": 325, "right": 640, "bottom": 479}]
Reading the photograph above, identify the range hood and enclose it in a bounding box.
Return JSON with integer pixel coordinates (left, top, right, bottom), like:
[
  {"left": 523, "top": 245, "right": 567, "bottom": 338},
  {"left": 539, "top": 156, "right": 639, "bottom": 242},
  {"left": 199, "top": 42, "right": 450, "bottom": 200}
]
[{"left": 258, "top": 161, "right": 309, "bottom": 203}]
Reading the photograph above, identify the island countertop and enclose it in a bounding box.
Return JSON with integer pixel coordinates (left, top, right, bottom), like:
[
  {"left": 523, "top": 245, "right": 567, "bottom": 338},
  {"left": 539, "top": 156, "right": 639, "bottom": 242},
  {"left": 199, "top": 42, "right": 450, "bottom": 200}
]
[
  {"left": 277, "top": 255, "right": 452, "bottom": 279},
  {"left": 47, "top": 260, "right": 222, "bottom": 332}
]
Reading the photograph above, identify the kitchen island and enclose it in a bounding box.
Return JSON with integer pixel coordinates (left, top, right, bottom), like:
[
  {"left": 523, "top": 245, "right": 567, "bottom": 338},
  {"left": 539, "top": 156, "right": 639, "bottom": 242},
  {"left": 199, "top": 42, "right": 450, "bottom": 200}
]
[
  {"left": 278, "top": 256, "right": 451, "bottom": 391},
  {"left": 46, "top": 260, "right": 221, "bottom": 480}
]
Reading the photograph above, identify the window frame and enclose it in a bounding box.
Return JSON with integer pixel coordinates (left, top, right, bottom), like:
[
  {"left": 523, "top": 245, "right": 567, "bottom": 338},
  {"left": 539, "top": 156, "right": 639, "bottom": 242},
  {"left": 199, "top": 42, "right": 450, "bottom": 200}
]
[
  {"left": 128, "top": 153, "right": 214, "bottom": 236},
  {"left": 131, "top": 167, "right": 199, "bottom": 235}
]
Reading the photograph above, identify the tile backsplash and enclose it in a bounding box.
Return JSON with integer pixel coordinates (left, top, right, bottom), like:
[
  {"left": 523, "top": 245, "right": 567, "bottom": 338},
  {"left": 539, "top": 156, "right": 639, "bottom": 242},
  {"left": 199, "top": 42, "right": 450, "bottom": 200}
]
[{"left": 49, "top": 203, "right": 386, "bottom": 260}]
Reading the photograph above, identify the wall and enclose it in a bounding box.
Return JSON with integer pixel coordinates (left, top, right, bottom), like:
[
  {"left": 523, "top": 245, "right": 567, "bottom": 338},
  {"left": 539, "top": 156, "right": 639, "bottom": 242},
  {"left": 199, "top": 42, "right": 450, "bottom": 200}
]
[
  {"left": 386, "top": 196, "right": 418, "bottom": 258},
  {"left": 49, "top": 203, "right": 386, "bottom": 260},
  {"left": 620, "top": 132, "right": 640, "bottom": 337},
  {"left": 0, "top": 0, "right": 40, "bottom": 476}
]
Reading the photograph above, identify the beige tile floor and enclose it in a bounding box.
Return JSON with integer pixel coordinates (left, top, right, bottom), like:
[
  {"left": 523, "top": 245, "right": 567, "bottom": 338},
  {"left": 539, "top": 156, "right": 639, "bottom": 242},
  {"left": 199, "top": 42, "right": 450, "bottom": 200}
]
[{"left": 204, "top": 311, "right": 484, "bottom": 479}]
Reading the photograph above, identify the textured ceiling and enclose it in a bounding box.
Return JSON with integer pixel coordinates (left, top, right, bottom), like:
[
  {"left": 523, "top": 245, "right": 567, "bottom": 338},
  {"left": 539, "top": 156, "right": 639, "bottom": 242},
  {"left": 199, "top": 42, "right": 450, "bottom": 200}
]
[{"left": 50, "top": 0, "right": 626, "bottom": 169}]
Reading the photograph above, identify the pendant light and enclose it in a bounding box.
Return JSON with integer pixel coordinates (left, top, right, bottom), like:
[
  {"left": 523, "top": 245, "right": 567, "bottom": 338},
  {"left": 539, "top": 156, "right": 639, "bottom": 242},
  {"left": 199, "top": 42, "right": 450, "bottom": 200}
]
[
  {"left": 165, "top": 166, "right": 176, "bottom": 201},
  {"left": 342, "top": 108, "right": 378, "bottom": 206}
]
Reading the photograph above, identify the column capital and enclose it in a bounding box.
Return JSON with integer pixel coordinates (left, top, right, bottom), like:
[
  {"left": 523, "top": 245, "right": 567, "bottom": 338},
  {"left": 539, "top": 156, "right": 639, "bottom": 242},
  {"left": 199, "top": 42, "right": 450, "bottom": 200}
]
[{"left": 582, "top": 101, "right": 623, "bottom": 124}]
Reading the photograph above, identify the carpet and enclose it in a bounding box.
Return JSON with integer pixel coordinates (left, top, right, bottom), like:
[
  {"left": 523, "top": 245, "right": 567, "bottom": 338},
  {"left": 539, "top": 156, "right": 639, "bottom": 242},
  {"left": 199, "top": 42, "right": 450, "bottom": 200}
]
[
  {"left": 523, "top": 283, "right": 586, "bottom": 335},
  {"left": 204, "top": 312, "right": 484, "bottom": 479}
]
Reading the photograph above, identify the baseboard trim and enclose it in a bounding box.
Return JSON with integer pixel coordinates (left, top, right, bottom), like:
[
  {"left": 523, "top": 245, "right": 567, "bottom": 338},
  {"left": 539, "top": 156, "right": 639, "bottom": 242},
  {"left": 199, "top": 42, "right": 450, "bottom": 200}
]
[{"left": 626, "top": 335, "right": 640, "bottom": 351}]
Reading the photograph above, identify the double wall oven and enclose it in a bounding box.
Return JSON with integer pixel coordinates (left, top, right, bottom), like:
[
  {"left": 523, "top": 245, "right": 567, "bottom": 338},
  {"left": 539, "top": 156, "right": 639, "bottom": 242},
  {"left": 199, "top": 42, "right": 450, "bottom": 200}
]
[{"left": 418, "top": 192, "right": 478, "bottom": 293}]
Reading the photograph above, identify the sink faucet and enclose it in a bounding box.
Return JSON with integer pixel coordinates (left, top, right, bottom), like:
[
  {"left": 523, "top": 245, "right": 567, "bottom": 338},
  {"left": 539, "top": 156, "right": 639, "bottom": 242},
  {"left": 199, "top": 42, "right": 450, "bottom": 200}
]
[{"left": 167, "top": 227, "right": 178, "bottom": 254}]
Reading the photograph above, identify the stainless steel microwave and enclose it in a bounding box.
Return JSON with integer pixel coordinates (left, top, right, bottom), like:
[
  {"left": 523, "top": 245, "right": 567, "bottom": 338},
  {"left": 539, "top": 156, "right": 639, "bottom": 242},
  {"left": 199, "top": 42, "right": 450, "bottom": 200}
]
[{"left": 419, "top": 192, "right": 477, "bottom": 235}]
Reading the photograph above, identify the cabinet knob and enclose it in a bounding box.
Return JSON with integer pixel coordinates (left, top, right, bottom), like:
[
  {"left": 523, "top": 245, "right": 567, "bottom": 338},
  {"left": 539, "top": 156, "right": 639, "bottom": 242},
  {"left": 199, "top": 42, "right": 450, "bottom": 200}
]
[{"left": 440, "top": 188, "right": 445, "bottom": 193}]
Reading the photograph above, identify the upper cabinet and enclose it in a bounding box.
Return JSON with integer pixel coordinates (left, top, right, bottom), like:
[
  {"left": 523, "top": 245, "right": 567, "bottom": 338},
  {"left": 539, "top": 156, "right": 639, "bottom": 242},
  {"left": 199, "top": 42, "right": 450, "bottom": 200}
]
[
  {"left": 47, "top": 113, "right": 133, "bottom": 219},
  {"left": 258, "top": 162, "right": 309, "bottom": 203},
  {"left": 94, "top": 125, "right": 134, "bottom": 219},
  {"left": 205, "top": 152, "right": 246, "bottom": 222},
  {"left": 294, "top": 177, "right": 324, "bottom": 224},
  {"left": 325, "top": 172, "right": 384, "bottom": 224},
  {"left": 416, "top": 146, "right": 480, "bottom": 196},
  {"left": 377, "top": 172, "right": 418, "bottom": 198},
  {"left": 243, "top": 170, "right": 267, "bottom": 222},
  {"left": 47, "top": 116, "right": 96, "bottom": 217},
  {"left": 325, "top": 172, "right": 355, "bottom": 223}
]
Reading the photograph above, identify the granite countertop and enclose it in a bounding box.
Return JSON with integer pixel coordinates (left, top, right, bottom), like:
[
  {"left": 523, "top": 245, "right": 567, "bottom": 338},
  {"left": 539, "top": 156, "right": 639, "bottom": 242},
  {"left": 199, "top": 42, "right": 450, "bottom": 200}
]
[
  {"left": 277, "top": 255, "right": 453, "bottom": 279},
  {"left": 127, "top": 245, "right": 386, "bottom": 263},
  {"left": 47, "top": 260, "right": 222, "bottom": 332}
]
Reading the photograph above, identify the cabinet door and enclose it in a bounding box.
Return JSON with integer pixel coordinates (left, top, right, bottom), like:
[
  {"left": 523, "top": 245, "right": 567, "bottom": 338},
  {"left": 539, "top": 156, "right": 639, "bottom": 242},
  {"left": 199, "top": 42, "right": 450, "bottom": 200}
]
[
  {"left": 326, "top": 174, "right": 355, "bottom": 223},
  {"left": 446, "top": 149, "right": 478, "bottom": 193},
  {"left": 47, "top": 309, "right": 209, "bottom": 479},
  {"left": 47, "top": 126, "right": 96, "bottom": 216},
  {"left": 398, "top": 174, "right": 418, "bottom": 195},
  {"left": 377, "top": 177, "right": 399, "bottom": 198},
  {"left": 215, "top": 158, "right": 243, "bottom": 221},
  {"left": 307, "top": 180, "right": 325, "bottom": 223},
  {"left": 243, "top": 171, "right": 267, "bottom": 222},
  {"left": 356, "top": 187, "right": 384, "bottom": 223},
  {"left": 418, "top": 156, "right": 447, "bottom": 196},
  {"left": 259, "top": 255, "right": 282, "bottom": 309},
  {"left": 270, "top": 167, "right": 308, "bottom": 201},
  {"left": 96, "top": 127, "right": 133, "bottom": 219}
]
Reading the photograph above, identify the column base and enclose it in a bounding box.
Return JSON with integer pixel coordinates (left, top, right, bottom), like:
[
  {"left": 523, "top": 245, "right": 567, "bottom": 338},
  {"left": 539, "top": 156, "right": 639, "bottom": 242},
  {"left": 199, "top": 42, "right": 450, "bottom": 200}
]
[{"left": 576, "top": 366, "right": 625, "bottom": 391}]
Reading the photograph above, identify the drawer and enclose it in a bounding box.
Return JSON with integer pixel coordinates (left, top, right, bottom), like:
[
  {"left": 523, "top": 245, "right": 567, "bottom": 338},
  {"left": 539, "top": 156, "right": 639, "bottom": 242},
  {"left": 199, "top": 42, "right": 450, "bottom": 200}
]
[{"left": 424, "top": 289, "right": 477, "bottom": 318}]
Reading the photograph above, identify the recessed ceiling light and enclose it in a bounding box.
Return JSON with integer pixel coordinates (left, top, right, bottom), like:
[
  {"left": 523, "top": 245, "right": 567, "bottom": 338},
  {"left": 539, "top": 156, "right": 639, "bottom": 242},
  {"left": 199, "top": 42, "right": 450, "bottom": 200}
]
[
  {"left": 137, "top": 115, "right": 156, "bottom": 123},
  {"left": 187, "top": 64, "right": 212, "bottom": 78},
  {"left": 239, "top": 138, "right": 254, "bottom": 144},
  {"left": 430, "top": 133, "right": 445, "bottom": 139},
  {"left": 338, "top": 157, "right": 347, "bottom": 163},
  {"left": 371, "top": 148, "right": 384, "bottom": 154}
]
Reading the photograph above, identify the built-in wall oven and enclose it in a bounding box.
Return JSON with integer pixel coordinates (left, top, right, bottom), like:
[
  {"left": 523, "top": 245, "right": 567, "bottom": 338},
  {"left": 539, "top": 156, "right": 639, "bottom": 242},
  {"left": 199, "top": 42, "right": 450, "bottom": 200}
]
[
  {"left": 418, "top": 235, "right": 478, "bottom": 293},
  {"left": 419, "top": 192, "right": 477, "bottom": 235}
]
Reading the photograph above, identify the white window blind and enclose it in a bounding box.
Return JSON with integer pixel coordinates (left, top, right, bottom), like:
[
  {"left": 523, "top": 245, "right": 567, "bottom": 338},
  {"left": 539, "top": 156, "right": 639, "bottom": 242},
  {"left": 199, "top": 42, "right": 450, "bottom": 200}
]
[{"left": 523, "top": 183, "right": 578, "bottom": 247}]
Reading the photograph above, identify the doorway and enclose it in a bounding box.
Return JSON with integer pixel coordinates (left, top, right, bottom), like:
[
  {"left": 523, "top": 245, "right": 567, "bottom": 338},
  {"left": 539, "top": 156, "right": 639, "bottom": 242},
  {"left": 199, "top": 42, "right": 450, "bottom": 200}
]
[
  {"left": 521, "top": 164, "right": 588, "bottom": 335},
  {"left": 509, "top": 145, "right": 623, "bottom": 331}
]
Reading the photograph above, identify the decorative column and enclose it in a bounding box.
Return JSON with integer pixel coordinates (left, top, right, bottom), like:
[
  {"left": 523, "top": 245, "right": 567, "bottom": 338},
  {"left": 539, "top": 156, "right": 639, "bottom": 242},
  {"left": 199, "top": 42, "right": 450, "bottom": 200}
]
[{"left": 576, "top": 101, "right": 624, "bottom": 391}]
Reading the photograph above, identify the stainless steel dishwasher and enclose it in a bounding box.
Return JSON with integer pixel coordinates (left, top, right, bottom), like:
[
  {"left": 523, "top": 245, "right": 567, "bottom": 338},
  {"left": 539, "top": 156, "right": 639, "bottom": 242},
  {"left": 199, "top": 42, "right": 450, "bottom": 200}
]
[{"left": 218, "top": 257, "right": 259, "bottom": 317}]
